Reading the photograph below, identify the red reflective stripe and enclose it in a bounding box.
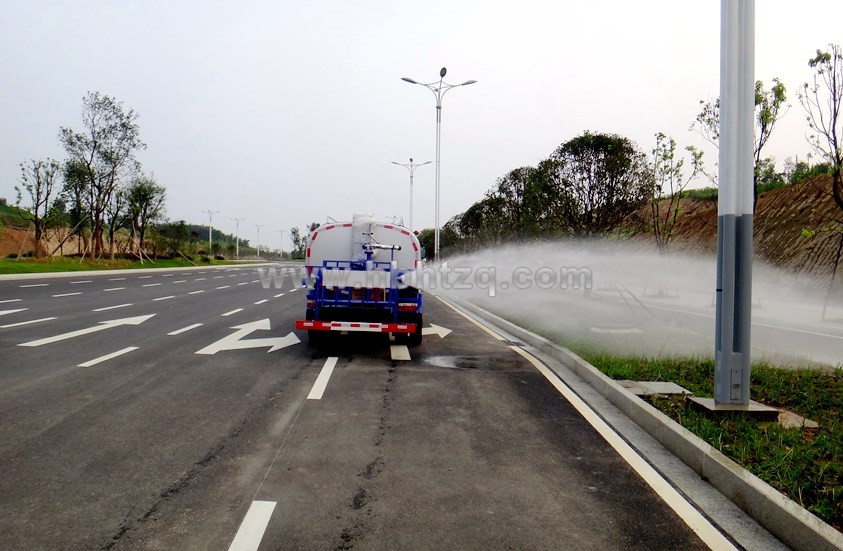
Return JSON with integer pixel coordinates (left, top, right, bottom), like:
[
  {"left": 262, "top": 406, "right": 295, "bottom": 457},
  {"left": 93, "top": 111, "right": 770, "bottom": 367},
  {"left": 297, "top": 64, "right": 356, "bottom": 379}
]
[
  {"left": 412, "top": 242, "right": 418, "bottom": 251},
  {"left": 384, "top": 225, "right": 393, "bottom": 229},
  {"left": 401, "top": 229, "right": 410, "bottom": 236},
  {"left": 324, "top": 224, "right": 335, "bottom": 230},
  {"left": 306, "top": 247, "right": 311, "bottom": 257},
  {"left": 350, "top": 323, "right": 361, "bottom": 327},
  {"left": 311, "top": 231, "right": 319, "bottom": 241},
  {"left": 343, "top": 223, "right": 352, "bottom": 227}
]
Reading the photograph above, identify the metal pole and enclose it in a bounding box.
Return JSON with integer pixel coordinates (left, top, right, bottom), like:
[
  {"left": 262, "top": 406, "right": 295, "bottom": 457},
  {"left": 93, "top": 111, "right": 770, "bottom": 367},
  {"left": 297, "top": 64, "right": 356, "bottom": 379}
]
[
  {"left": 277, "top": 229, "right": 285, "bottom": 260},
  {"left": 254, "top": 224, "right": 264, "bottom": 259},
  {"left": 714, "top": 0, "right": 754, "bottom": 405},
  {"left": 409, "top": 168, "right": 414, "bottom": 231},
  {"left": 202, "top": 210, "right": 219, "bottom": 256},
  {"left": 231, "top": 218, "right": 245, "bottom": 260},
  {"left": 391, "top": 158, "right": 430, "bottom": 232}
]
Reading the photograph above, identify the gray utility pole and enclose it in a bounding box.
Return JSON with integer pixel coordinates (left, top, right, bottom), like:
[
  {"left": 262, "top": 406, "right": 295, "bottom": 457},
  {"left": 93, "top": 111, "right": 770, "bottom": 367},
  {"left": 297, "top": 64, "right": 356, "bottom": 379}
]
[
  {"left": 232, "top": 217, "right": 245, "bottom": 259},
  {"left": 391, "top": 157, "right": 431, "bottom": 231},
  {"left": 402, "top": 68, "right": 476, "bottom": 260},
  {"left": 715, "top": 0, "right": 754, "bottom": 405},
  {"left": 254, "top": 224, "right": 265, "bottom": 259},
  {"left": 202, "top": 210, "right": 220, "bottom": 254},
  {"left": 277, "top": 229, "right": 284, "bottom": 259}
]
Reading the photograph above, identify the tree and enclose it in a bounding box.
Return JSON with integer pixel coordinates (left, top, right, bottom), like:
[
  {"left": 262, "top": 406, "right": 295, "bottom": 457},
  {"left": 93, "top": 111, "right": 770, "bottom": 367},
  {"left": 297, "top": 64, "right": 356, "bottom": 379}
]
[
  {"left": 546, "top": 132, "right": 652, "bottom": 236},
  {"left": 691, "top": 78, "right": 788, "bottom": 207},
  {"left": 155, "top": 220, "right": 189, "bottom": 258},
  {"left": 290, "top": 227, "right": 305, "bottom": 258},
  {"left": 127, "top": 175, "right": 166, "bottom": 255},
  {"left": 61, "top": 160, "right": 91, "bottom": 255},
  {"left": 104, "top": 184, "right": 130, "bottom": 259},
  {"left": 59, "top": 92, "right": 146, "bottom": 257},
  {"left": 650, "top": 133, "right": 703, "bottom": 254},
  {"left": 800, "top": 44, "right": 843, "bottom": 216},
  {"left": 15, "top": 158, "right": 61, "bottom": 258}
]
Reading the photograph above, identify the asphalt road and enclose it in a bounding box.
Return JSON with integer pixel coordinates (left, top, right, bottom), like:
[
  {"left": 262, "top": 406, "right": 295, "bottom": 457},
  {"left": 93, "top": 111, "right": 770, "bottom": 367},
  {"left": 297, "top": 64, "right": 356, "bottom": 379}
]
[{"left": 0, "top": 264, "right": 772, "bottom": 550}]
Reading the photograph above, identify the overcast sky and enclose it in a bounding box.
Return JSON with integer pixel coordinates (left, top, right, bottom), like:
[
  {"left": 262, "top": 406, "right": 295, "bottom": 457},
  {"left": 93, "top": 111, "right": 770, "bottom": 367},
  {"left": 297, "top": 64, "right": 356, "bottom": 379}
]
[{"left": 1, "top": 1, "right": 841, "bottom": 249}]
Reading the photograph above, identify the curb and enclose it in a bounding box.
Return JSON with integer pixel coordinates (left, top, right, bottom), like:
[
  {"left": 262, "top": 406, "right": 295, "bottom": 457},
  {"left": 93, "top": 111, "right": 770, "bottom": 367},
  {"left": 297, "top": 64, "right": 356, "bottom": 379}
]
[{"left": 448, "top": 296, "right": 843, "bottom": 551}]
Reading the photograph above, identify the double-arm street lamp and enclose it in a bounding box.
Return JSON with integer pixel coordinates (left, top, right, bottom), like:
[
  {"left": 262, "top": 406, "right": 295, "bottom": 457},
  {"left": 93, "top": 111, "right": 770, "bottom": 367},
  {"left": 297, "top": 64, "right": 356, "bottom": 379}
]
[
  {"left": 202, "top": 210, "right": 220, "bottom": 254},
  {"left": 401, "top": 67, "right": 476, "bottom": 260},
  {"left": 231, "top": 217, "right": 245, "bottom": 259},
  {"left": 254, "top": 224, "right": 265, "bottom": 259},
  {"left": 390, "top": 157, "right": 431, "bottom": 231}
]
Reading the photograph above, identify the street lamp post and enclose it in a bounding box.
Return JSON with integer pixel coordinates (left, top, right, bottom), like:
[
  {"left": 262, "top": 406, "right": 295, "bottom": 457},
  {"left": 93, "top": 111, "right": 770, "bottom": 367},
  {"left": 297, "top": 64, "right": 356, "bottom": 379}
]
[
  {"left": 254, "top": 224, "right": 265, "bottom": 259},
  {"left": 391, "top": 157, "right": 431, "bottom": 231},
  {"left": 402, "top": 67, "right": 476, "bottom": 260},
  {"left": 277, "top": 229, "right": 285, "bottom": 260},
  {"left": 202, "top": 210, "right": 220, "bottom": 255},
  {"left": 231, "top": 217, "right": 245, "bottom": 259}
]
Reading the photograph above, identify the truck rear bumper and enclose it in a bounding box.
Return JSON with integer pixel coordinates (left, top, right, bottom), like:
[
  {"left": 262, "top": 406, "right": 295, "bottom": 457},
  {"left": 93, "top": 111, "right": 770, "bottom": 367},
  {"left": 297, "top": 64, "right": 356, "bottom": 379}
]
[{"left": 296, "top": 320, "right": 417, "bottom": 334}]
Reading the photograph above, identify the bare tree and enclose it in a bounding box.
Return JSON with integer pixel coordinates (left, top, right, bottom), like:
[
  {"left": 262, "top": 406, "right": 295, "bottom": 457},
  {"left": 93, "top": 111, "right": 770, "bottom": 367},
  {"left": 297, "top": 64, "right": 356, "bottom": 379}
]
[
  {"left": 15, "top": 158, "right": 61, "bottom": 258},
  {"left": 650, "top": 134, "right": 703, "bottom": 254},
  {"left": 59, "top": 92, "right": 145, "bottom": 257}
]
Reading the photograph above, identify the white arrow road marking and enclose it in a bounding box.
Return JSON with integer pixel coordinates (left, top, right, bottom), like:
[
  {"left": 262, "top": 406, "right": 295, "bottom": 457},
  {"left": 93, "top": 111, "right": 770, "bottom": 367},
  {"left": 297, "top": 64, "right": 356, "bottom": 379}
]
[
  {"left": 1, "top": 317, "right": 56, "bottom": 328},
  {"left": 195, "top": 319, "right": 300, "bottom": 355},
  {"left": 422, "top": 324, "right": 452, "bottom": 338},
  {"left": 390, "top": 345, "right": 411, "bottom": 361},
  {"left": 307, "top": 357, "right": 338, "bottom": 399},
  {"left": 18, "top": 314, "right": 156, "bottom": 347},
  {"left": 79, "top": 347, "right": 138, "bottom": 368},
  {"left": 228, "top": 500, "right": 276, "bottom": 551},
  {"left": 0, "top": 309, "right": 27, "bottom": 317}
]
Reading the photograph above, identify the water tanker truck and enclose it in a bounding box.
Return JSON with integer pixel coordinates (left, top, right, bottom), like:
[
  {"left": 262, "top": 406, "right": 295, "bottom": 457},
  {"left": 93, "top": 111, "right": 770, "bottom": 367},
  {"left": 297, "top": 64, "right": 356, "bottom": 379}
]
[{"left": 295, "top": 214, "right": 424, "bottom": 346}]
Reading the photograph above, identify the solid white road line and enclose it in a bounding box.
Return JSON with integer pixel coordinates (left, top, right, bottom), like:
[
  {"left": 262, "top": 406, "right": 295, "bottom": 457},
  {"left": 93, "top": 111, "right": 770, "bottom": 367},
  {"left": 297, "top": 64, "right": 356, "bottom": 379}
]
[
  {"left": 188, "top": 290, "right": 205, "bottom": 295},
  {"left": 70, "top": 280, "right": 92, "bottom": 284},
  {"left": 52, "top": 292, "right": 82, "bottom": 297},
  {"left": 153, "top": 295, "right": 176, "bottom": 301},
  {"left": 168, "top": 323, "right": 203, "bottom": 335},
  {"left": 0, "top": 308, "right": 27, "bottom": 317},
  {"left": 0, "top": 299, "right": 22, "bottom": 304},
  {"left": 307, "top": 357, "right": 338, "bottom": 400},
  {"left": 142, "top": 283, "right": 162, "bottom": 287},
  {"left": 0, "top": 317, "right": 56, "bottom": 328},
  {"left": 273, "top": 293, "right": 285, "bottom": 298},
  {"left": 104, "top": 287, "right": 125, "bottom": 292},
  {"left": 435, "top": 295, "right": 505, "bottom": 341},
  {"left": 217, "top": 285, "right": 230, "bottom": 289},
  {"left": 254, "top": 299, "right": 268, "bottom": 305},
  {"left": 78, "top": 347, "right": 139, "bottom": 368},
  {"left": 509, "top": 346, "right": 737, "bottom": 551},
  {"left": 390, "top": 344, "right": 411, "bottom": 361},
  {"left": 222, "top": 308, "right": 243, "bottom": 317},
  {"left": 93, "top": 304, "right": 132, "bottom": 312},
  {"left": 228, "top": 500, "right": 276, "bottom": 551},
  {"left": 20, "top": 283, "right": 48, "bottom": 288}
]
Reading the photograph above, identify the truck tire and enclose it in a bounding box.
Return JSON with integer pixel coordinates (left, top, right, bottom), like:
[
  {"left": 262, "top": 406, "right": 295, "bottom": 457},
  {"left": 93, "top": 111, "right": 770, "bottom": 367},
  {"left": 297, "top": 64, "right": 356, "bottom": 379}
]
[
  {"left": 306, "top": 311, "right": 323, "bottom": 347},
  {"left": 407, "top": 313, "right": 423, "bottom": 347}
]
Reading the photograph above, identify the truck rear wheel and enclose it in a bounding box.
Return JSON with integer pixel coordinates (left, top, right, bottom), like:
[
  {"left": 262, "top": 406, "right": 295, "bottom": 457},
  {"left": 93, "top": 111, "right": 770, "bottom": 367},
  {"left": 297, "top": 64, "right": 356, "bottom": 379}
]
[{"left": 407, "top": 313, "right": 423, "bottom": 347}]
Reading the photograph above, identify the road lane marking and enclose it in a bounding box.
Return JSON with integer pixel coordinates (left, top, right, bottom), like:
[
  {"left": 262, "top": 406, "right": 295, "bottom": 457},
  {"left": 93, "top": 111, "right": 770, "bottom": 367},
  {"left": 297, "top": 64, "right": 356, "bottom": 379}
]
[
  {"left": 104, "top": 287, "right": 125, "bottom": 292},
  {"left": 307, "top": 357, "right": 338, "bottom": 400},
  {"left": 142, "top": 283, "right": 162, "bottom": 287},
  {"left": 228, "top": 274, "right": 237, "bottom": 277},
  {"left": 162, "top": 274, "right": 174, "bottom": 277},
  {"left": 214, "top": 276, "right": 224, "bottom": 279},
  {"left": 173, "top": 280, "right": 187, "bottom": 283},
  {"left": 0, "top": 299, "right": 22, "bottom": 304},
  {"left": 0, "top": 308, "right": 28, "bottom": 317},
  {"left": 422, "top": 324, "right": 452, "bottom": 338},
  {"left": 78, "top": 346, "right": 139, "bottom": 368},
  {"left": 93, "top": 304, "right": 132, "bottom": 312},
  {"left": 509, "top": 346, "right": 737, "bottom": 551},
  {"left": 228, "top": 500, "right": 276, "bottom": 551},
  {"left": 238, "top": 282, "right": 249, "bottom": 286},
  {"left": 436, "top": 295, "right": 505, "bottom": 341},
  {"left": 19, "top": 314, "right": 155, "bottom": 347},
  {"left": 52, "top": 292, "right": 82, "bottom": 297},
  {"left": 70, "top": 280, "right": 92, "bottom": 284},
  {"left": 168, "top": 323, "right": 203, "bottom": 335},
  {"left": 188, "top": 290, "right": 205, "bottom": 295},
  {"left": 251, "top": 279, "right": 260, "bottom": 283},
  {"left": 153, "top": 295, "right": 176, "bottom": 301},
  {"left": 217, "top": 285, "right": 230, "bottom": 289},
  {"left": 196, "top": 320, "right": 300, "bottom": 354},
  {"left": 390, "top": 344, "right": 411, "bottom": 361},
  {"left": 195, "top": 277, "right": 206, "bottom": 281},
  {"left": 222, "top": 308, "right": 243, "bottom": 317},
  {"left": 289, "top": 288, "right": 298, "bottom": 293},
  {"left": 138, "top": 275, "right": 152, "bottom": 279},
  {"left": 254, "top": 299, "right": 268, "bottom": 305},
  {"left": 20, "top": 283, "right": 48, "bottom": 288},
  {"left": 108, "top": 277, "right": 126, "bottom": 281},
  {"left": 273, "top": 293, "right": 285, "bottom": 298},
  {"left": 1, "top": 317, "right": 56, "bottom": 328}
]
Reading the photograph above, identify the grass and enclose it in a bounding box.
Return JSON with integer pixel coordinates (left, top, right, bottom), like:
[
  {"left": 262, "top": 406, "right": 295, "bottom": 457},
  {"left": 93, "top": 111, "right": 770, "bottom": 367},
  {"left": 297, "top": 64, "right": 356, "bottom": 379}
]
[
  {"left": 0, "top": 257, "right": 242, "bottom": 274},
  {"left": 585, "top": 354, "right": 843, "bottom": 531},
  {"left": 0, "top": 202, "right": 30, "bottom": 228}
]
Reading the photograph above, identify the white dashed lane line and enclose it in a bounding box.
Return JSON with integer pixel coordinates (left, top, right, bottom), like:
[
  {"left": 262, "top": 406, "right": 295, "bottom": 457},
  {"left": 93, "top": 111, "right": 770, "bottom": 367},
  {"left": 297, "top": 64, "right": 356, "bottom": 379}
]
[
  {"left": 214, "top": 276, "right": 225, "bottom": 279},
  {"left": 52, "top": 292, "right": 82, "bottom": 298},
  {"left": 273, "top": 293, "right": 285, "bottom": 298},
  {"left": 93, "top": 304, "right": 132, "bottom": 312},
  {"left": 153, "top": 296, "right": 176, "bottom": 302},
  {"left": 70, "top": 280, "right": 92, "bottom": 285},
  {"left": 78, "top": 346, "right": 138, "bottom": 368},
  {"left": 138, "top": 276, "right": 153, "bottom": 279},
  {"left": 20, "top": 284, "right": 48, "bottom": 288},
  {"left": 217, "top": 285, "right": 230, "bottom": 290},
  {"left": 0, "top": 299, "right": 22, "bottom": 304},
  {"left": 108, "top": 277, "right": 126, "bottom": 281},
  {"left": 222, "top": 308, "right": 243, "bottom": 317},
  {"left": 195, "top": 278, "right": 206, "bottom": 281},
  {"left": 238, "top": 282, "right": 249, "bottom": 286},
  {"left": 0, "top": 308, "right": 28, "bottom": 317},
  {"left": 307, "top": 357, "right": 338, "bottom": 400},
  {"left": 104, "top": 287, "right": 125, "bottom": 292},
  {"left": 173, "top": 280, "right": 187, "bottom": 284},
  {"left": 168, "top": 323, "right": 202, "bottom": 336},
  {"left": 254, "top": 299, "right": 268, "bottom": 305},
  {"left": 142, "top": 283, "right": 162, "bottom": 287},
  {"left": 250, "top": 280, "right": 260, "bottom": 284},
  {"left": 0, "top": 317, "right": 56, "bottom": 329},
  {"left": 162, "top": 274, "right": 174, "bottom": 277},
  {"left": 188, "top": 290, "right": 205, "bottom": 295},
  {"left": 228, "top": 500, "right": 276, "bottom": 551}
]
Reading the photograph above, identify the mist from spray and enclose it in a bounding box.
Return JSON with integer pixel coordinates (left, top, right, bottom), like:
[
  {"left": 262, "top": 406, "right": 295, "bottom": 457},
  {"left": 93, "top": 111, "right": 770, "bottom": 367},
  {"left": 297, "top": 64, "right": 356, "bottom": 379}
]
[{"left": 427, "top": 241, "right": 842, "bottom": 368}]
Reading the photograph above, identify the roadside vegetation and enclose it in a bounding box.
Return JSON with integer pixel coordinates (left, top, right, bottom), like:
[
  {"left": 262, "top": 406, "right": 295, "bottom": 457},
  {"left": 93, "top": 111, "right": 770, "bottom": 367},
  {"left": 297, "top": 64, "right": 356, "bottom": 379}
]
[
  {"left": 581, "top": 353, "right": 842, "bottom": 531},
  {"left": 0, "top": 256, "right": 238, "bottom": 275}
]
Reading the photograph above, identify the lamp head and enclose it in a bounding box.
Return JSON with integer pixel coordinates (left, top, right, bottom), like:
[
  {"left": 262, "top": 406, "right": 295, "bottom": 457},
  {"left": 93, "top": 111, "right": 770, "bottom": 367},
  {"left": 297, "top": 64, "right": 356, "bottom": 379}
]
[
  {"left": 440, "top": 67, "right": 447, "bottom": 78},
  {"left": 401, "top": 77, "right": 418, "bottom": 84}
]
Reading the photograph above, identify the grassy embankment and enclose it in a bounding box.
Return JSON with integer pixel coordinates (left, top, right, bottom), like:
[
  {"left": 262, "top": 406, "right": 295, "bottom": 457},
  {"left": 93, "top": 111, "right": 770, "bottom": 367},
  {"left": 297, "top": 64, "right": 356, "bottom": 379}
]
[
  {"left": 0, "top": 257, "right": 240, "bottom": 274},
  {"left": 580, "top": 353, "right": 842, "bottom": 531}
]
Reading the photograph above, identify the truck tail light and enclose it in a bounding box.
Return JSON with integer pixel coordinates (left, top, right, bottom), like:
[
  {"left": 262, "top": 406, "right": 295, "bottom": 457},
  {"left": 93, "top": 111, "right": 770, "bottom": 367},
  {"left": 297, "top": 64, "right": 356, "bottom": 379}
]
[{"left": 398, "top": 302, "right": 418, "bottom": 312}]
